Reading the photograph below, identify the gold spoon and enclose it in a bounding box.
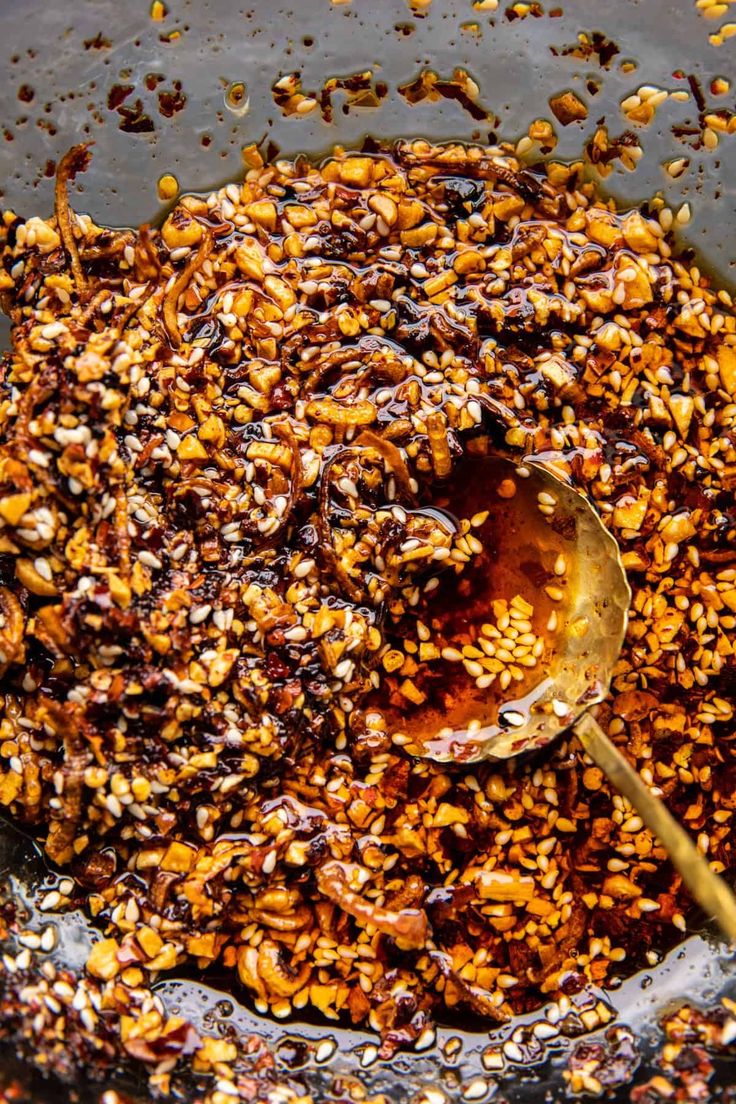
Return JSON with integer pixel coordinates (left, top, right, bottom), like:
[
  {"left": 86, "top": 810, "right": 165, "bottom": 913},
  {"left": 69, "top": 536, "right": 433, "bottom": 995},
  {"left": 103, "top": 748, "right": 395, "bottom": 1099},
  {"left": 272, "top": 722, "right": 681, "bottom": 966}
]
[{"left": 404, "top": 456, "right": 736, "bottom": 943}]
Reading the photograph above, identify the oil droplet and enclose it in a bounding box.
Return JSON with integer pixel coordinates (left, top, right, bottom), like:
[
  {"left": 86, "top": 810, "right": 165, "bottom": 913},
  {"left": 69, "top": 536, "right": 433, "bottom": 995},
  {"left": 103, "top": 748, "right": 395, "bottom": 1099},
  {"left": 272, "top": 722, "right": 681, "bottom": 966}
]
[
  {"left": 225, "top": 81, "right": 250, "bottom": 117},
  {"left": 150, "top": 0, "right": 167, "bottom": 19},
  {"left": 157, "top": 173, "right": 179, "bottom": 202}
]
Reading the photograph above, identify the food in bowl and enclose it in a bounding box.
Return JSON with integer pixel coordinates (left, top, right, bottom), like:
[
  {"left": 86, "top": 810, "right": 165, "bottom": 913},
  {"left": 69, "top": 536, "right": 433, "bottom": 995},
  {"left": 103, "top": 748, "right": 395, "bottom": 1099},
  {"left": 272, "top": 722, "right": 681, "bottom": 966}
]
[{"left": 0, "top": 138, "right": 734, "bottom": 1072}]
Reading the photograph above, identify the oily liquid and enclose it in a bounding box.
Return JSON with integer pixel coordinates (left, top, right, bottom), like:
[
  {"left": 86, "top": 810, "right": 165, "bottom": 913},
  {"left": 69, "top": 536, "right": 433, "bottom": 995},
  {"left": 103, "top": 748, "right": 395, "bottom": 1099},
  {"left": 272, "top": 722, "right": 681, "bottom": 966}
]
[{"left": 377, "top": 454, "right": 577, "bottom": 760}]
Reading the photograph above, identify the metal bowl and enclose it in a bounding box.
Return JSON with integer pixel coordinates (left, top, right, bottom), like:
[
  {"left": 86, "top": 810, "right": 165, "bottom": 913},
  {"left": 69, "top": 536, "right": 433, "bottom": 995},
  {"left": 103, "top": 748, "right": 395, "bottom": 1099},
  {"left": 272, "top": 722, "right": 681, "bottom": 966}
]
[{"left": 1, "top": 1, "right": 735, "bottom": 1100}]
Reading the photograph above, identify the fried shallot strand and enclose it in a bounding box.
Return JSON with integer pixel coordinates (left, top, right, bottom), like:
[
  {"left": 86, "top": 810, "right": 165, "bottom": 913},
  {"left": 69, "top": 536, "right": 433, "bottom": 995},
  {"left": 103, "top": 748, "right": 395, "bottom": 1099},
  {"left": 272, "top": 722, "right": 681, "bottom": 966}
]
[
  {"left": 317, "top": 447, "right": 368, "bottom": 603},
  {"left": 113, "top": 284, "right": 154, "bottom": 337},
  {"left": 15, "top": 367, "right": 57, "bottom": 446},
  {"left": 425, "top": 410, "right": 453, "bottom": 478},
  {"left": 302, "top": 337, "right": 408, "bottom": 397},
  {"left": 270, "top": 419, "right": 304, "bottom": 537},
  {"left": 113, "top": 487, "right": 131, "bottom": 579},
  {"left": 79, "top": 230, "right": 135, "bottom": 262},
  {"left": 16, "top": 729, "right": 42, "bottom": 820},
  {"left": 54, "top": 145, "right": 93, "bottom": 297},
  {"left": 354, "top": 429, "right": 416, "bottom": 502},
  {"left": 76, "top": 285, "right": 152, "bottom": 336},
  {"left": 395, "top": 145, "right": 540, "bottom": 200},
  {"left": 303, "top": 346, "right": 363, "bottom": 396},
  {"left": 41, "top": 701, "right": 93, "bottom": 865},
  {"left": 476, "top": 392, "right": 523, "bottom": 431},
  {"left": 162, "top": 229, "right": 213, "bottom": 346},
  {"left": 135, "top": 224, "right": 165, "bottom": 281},
  {"left": 9, "top": 369, "right": 80, "bottom": 510},
  {"left": 0, "top": 588, "right": 24, "bottom": 676},
  {"left": 429, "top": 950, "right": 510, "bottom": 1022},
  {"left": 182, "top": 843, "right": 255, "bottom": 918},
  {"left": 255, "top": 940, "right": 312, "bottom": 997},
  {"left": 316, "top": 861, "right": 429, "bottom": 949},
  {"left": 76, "top": 288, "right": 114, "bottom": 327}
]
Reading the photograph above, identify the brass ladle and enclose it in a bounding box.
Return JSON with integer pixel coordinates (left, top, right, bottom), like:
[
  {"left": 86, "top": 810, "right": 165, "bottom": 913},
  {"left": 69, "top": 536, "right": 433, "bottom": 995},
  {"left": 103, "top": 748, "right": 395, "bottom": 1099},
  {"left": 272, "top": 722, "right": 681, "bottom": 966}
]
[{"left": 410, "top": 457, "right": 736, "bottom": 943}]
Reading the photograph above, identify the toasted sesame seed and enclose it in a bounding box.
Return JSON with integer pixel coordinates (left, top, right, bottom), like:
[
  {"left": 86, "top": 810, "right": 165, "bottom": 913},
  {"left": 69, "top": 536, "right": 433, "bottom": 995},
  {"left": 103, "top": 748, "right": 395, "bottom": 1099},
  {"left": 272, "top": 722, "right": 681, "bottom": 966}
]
[{"left": 502, "top": 711, "right": 526, "bottom": 727}]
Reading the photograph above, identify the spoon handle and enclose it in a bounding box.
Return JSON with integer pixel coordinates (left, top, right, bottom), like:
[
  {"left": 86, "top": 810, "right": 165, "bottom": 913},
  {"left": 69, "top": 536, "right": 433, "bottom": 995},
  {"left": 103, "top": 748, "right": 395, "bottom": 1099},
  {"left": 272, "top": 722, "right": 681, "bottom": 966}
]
[{"left": 575, "top": 712, "right": 736, "bottom": 944}]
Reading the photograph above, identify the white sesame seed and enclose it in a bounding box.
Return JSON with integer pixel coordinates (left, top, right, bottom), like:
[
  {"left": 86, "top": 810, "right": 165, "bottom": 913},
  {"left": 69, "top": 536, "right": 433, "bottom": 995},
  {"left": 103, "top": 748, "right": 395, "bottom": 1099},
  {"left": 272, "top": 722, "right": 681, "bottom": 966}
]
[
  {"left": 18, "top": 932, "right": 41, "bottom": 950},
  {"left": 676, "top": 202, "right": 692, "bottom": 225},
  {"left": 138, "top": 550, "right": 162, "bottom": 570},
  {"left": 462, "top": 1079, "right": 489, "bottom": 1100},
  {"left": 190, "top": 604, "right": 212, "bottom": 625},
  {"left": 503, "top": 1040, "right": 524, "bottom": 1063},
  {"left": 315, "top": 1039, "right": 337, "bottom": 1063},
  {"left": 40, "top": 321, "right": 67, "bottom": 340},
  {"left": 502, "top": 711, "right": 526, "bottom": 727},
  {"left": 106, "top": 794, "right": 123, "bottom": 818}
]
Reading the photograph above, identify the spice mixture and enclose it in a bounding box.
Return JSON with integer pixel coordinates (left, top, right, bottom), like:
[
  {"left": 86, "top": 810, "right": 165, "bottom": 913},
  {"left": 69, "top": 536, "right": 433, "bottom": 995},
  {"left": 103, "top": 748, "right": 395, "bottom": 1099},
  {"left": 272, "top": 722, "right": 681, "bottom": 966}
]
[{"left": 0, "top": 138, "right": 735, "bottom": 1081}]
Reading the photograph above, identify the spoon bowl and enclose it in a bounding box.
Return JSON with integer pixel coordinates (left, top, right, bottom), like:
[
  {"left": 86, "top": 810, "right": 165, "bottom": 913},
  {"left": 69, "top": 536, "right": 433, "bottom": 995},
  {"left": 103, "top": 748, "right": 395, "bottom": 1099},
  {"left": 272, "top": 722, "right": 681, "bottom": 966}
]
[{"left": 419, "top": 459, "right": 632, "bottom": 763}]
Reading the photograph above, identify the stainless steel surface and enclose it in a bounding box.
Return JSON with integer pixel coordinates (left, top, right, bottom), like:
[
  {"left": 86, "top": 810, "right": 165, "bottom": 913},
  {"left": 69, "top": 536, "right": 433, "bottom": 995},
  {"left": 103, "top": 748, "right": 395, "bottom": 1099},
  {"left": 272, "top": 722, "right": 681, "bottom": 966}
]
[
  {"left": 1, "top": 1, "right": 736, "bottom": 1100},
  {"left": 0, "top": 0, "right": 734, "bottom": 273}
]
